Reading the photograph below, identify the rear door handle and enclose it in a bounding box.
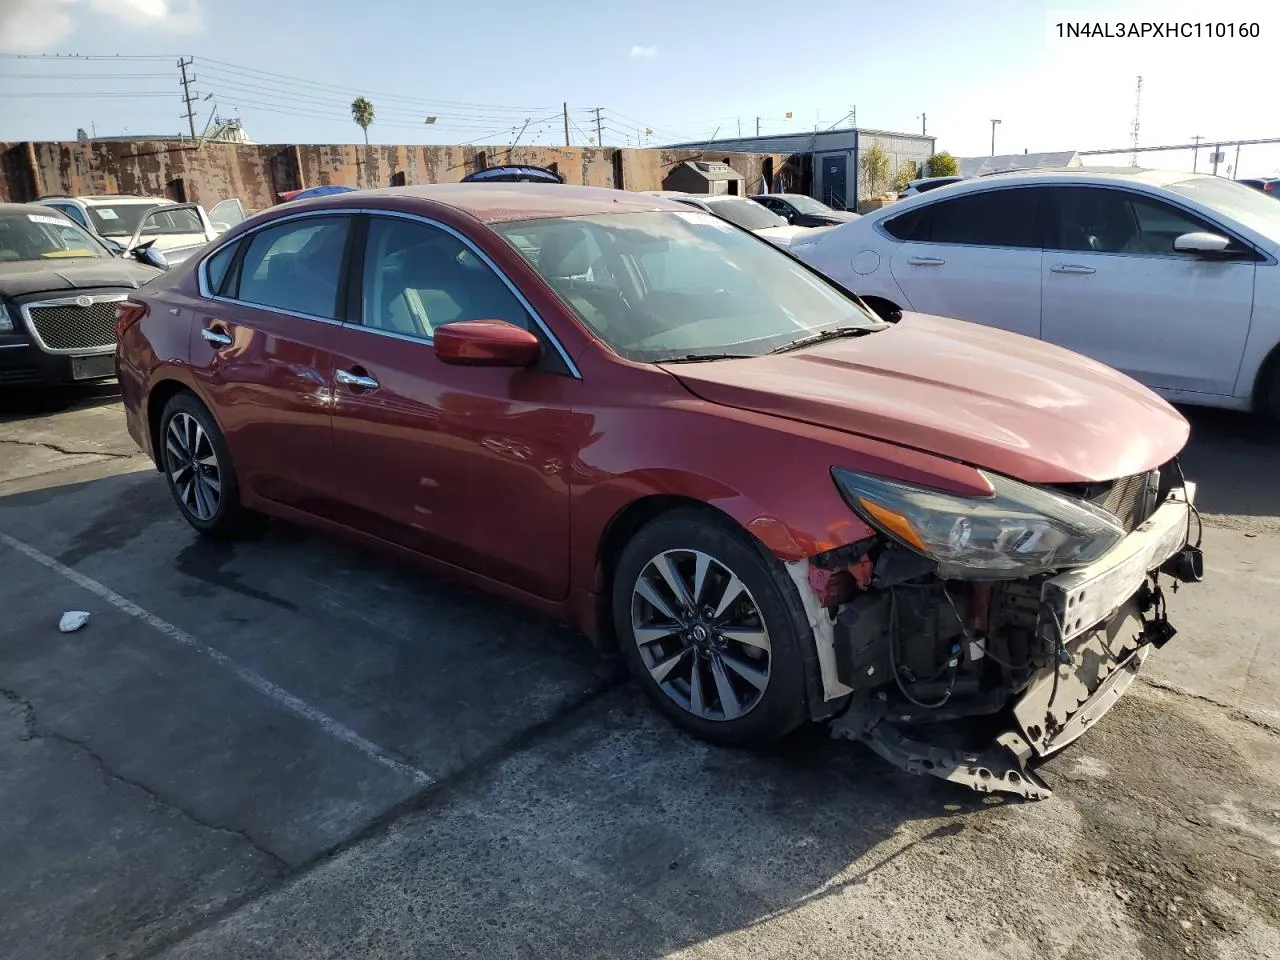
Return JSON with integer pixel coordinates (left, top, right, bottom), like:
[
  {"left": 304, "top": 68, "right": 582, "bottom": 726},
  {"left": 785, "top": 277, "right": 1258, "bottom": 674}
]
[
  {"left": 1050, "top": 264, "right": 1096, "bottom": 275},
  {"left": 907, "top": 256, "right": 946, "bottom": 266},
  {"left": 336, "top": 368, "right": 380, "bottom": 391},
  {"left": 200, "top": 327, "right": 232, "bottom": 346}
]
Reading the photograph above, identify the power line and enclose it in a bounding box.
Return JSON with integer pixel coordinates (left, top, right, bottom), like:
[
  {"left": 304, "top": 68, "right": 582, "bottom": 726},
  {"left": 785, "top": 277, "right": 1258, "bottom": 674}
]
[{"left": 195, "top": 56, "right": 553, "bottom": 114}]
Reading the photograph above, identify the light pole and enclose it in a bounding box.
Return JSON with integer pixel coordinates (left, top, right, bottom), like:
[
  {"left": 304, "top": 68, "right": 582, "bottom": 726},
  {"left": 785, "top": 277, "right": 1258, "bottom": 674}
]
[{"left": 990, "top": 119, "right": 1001, "bottom": 156}]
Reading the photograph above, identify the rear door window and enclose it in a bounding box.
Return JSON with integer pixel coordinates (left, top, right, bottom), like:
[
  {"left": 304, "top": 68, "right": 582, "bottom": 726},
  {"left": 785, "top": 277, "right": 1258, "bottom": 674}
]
[
  {"left": 232, "top": 216, "right": 351, "bottom": 319},
  {"left": 926, "top": 188, "right": 1045, "bottom": 247}
]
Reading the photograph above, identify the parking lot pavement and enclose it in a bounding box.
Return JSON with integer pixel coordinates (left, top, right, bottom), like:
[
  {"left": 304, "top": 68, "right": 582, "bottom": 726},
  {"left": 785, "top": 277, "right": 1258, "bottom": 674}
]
[{"left": 2, "top": 391, "right": 1278, "bottom": 960}]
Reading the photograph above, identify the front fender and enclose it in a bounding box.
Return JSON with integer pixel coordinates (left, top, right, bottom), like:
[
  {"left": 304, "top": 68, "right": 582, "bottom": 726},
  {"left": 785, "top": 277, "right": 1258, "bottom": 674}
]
[{"left": 569, "top": 394, "right": 989, "bottom": 592}]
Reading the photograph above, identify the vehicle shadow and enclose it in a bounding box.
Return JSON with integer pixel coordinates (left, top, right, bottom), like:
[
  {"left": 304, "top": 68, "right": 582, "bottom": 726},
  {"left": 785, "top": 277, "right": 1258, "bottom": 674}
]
[
  {"left": 1177, "top": 405, "right": 1280, "bottom": 521},
  {"left": 0, "top": 383, "right": 122, "bottom": 423}
]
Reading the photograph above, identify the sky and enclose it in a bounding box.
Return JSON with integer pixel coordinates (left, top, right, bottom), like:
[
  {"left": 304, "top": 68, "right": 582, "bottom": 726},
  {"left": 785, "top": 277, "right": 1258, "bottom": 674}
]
[{"left": 1, "top": 0, "right": 1277, "bottom": 177}]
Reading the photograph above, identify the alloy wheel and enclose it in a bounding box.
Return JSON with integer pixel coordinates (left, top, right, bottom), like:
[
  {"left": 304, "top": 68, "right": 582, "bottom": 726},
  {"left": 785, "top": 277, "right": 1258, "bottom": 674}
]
[
  {"left": 631, "top": 549, "right": 772, "bottom": 721},
  {"left": 164, "top": 412, "right": 222, "bottom": 522}
]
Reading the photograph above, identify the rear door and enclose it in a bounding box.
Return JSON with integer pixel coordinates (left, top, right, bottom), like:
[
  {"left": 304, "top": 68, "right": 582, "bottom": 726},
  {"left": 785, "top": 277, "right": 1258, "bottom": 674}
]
[
  {"left": 1039, "top": 186, "right": 1256, "bottom": 395},
  {"left": 325, "top": 213, "right": 575, "bottom": 600},
  {"left": 189, "top": 213, "right": 354, "bottom": 515},
  {"left": 886, "top": 186, "right": 1047, "bottom": 339}
]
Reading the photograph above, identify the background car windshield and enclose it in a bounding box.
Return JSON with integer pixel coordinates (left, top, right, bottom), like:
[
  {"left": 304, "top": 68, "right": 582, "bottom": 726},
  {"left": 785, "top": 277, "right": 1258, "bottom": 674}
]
[
  {"left": 702, "top": 197, "right": 787, "bottom": 230},
  {"left": 784, "top": 195, "right": 834, "bottom": 215},
  {"left": 86, "top": 204, "right": 156, "bottom": 237},
  {"left": 0, "top": 211, "right": 109, "bottom": 261},
  {"left": 1166, "top": 176, "right": 1280, "bottom": 242},
  {"left": 496, "top": 210, "right": 877, "bottom": 362}
]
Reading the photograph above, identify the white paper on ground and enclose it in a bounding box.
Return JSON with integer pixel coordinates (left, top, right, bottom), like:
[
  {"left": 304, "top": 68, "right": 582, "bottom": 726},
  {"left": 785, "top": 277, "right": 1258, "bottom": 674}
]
[{"left": 59, "top": 611, "right": 90, "bottom": 633}]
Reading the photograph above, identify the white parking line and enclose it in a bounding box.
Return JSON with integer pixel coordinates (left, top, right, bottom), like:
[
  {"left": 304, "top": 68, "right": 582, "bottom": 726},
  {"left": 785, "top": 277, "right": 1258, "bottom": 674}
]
[{"left": 0, "top": 530, "right": 435, "bottom": 787}]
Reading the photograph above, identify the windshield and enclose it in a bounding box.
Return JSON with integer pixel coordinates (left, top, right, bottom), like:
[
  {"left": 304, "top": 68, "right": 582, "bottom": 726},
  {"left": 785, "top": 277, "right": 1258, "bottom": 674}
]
[
  {"left": 701, "top": 197, "right": 787, "bottom": 230},
  {"left": 1165, "top": 176, "right": 1280, "bottom": 243},
  {"left": 496, "top": 210, "right": 879, "bottom": 362},
  {"left": 0, "top": 211, "right": 110, "bottom": 262},
  {"left": 782, "top": 195, "right": 835, "bottom": 215}
]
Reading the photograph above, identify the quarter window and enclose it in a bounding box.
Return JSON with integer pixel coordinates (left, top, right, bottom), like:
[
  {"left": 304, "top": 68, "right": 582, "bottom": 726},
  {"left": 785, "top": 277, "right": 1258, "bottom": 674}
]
[
  {"left": 203, "top": 241, "right": 240, "bottom": 296},
  {"left": 360, "top": 217, "right": 530, "bottom": 341},
  {"left": 1049, "top": 187, "right": 1220, "bottom": 256},
  {"left": 234, "top": 217, "right": 350, "bottom": 319}
]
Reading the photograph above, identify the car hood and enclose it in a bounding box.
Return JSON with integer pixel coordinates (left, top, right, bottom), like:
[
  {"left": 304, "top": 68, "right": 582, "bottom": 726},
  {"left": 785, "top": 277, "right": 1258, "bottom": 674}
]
[
  {"left": 0, "top": 257, "right": 161, "bottom": 298},
  {"left": 659, "top": 313, "right": 1189, "bottom": 484}
]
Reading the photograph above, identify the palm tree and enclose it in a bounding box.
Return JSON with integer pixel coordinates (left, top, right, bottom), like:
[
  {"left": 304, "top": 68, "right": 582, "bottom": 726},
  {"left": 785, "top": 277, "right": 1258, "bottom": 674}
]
[{"left": 351, "top": 96, "right": 374, "bottom": 145}]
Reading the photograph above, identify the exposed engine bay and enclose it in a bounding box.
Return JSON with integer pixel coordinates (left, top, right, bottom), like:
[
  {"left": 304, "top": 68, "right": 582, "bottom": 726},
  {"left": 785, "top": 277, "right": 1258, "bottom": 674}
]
[{"left": 793, "top": 463, "right": 1204, "bottom": 800}]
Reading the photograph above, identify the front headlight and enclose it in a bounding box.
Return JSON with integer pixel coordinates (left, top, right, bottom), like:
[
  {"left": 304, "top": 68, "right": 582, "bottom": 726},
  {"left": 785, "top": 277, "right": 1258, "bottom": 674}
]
[
  {"left": 0, "top": 303, "right": 14, "bottom": 333},
  {"left": 832, "top": 468, "right": 1126, "bottom": 579}
]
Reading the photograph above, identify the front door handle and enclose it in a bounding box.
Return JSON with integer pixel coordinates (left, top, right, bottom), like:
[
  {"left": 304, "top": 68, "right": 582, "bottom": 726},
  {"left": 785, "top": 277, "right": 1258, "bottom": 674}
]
[
  {"left": 200, "top": 327, "right": 233, "bottom": 347},
  {"left": 907, "top": 256, "right": 946, "bottom": 266},
  {"left": 1051, "top": 263, "right": 1096, "bottom": 275},
  {"left": 336, "top": 368, "right": 380, "bottom": 391}
]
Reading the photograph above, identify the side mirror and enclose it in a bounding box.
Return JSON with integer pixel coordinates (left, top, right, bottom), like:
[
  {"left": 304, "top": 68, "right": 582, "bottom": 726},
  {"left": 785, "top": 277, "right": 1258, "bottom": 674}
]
[
  {"left": 132, "top": 241, "right": 169, "bottom": 271},
  {"left": 1172, "top": 231, "right": 1233, "bottom": 256},
  {"left": 433, "top": 319, "right": 540, "bottom": 367}
]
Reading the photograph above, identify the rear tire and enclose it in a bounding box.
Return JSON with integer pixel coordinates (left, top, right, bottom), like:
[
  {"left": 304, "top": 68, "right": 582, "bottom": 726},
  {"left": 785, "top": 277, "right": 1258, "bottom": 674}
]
[
  {"left": 1263, "top": 366, "right": 1280, "bottom": 420},
  {"left": 158, "top": 391, "right": 260, "bottom": 539},
  {"left": 611, "top": 509, "right": 810, "bottom": 747}
]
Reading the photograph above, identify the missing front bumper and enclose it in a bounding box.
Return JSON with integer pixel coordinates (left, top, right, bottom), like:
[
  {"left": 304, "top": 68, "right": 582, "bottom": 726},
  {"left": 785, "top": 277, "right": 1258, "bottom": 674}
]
[{"left": 829, "top": 484, "right": 1198, "bottom": 800}]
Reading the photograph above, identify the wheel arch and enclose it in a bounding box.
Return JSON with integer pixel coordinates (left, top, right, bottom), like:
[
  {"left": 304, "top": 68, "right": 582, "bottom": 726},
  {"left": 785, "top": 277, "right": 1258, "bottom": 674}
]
[
  {"left": 1249, "top": 339, "right": 1280, "bottom": 416},
  {"left": 146, "top": 379, "right": 194, "bottom": 471}
]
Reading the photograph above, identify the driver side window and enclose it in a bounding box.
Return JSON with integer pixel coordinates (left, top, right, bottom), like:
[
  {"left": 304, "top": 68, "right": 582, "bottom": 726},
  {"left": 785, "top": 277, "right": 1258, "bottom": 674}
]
[
  {"left": 360, "top": 217, "right": 531, "bottom": 342},
  {"left": 1049, "top": 188, "right": 1216, "bottom": 256}
]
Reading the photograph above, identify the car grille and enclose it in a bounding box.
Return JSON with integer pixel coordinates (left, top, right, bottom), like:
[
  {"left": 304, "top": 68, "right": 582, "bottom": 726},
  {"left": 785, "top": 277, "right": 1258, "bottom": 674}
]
[{"left": 26, "top": 298, "right": 122, "bottom": 353}]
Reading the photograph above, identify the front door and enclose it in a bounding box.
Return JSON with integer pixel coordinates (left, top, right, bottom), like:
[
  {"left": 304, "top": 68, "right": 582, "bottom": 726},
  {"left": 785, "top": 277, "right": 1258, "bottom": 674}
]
[
  {"left": 886, "top": 186, "right": 1047, "bottom": 340},
  {"left": 1040, "top": 186, "right": 1256, "bottom": 396},
  {"left": 327, "top": 214, "right": 574, "bottom": 601},
  {"left": 188, "top": 214, "right": 353, "bottom": 515},
  {"left": 821, "top": 154, "right": 847, "bottom": 210}
]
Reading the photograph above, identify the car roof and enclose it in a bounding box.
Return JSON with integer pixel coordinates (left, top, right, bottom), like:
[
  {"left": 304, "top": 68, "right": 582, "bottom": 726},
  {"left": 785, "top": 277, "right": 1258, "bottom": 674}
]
[
  {"left": 319, "top": 183, "right": 691, "bottom": 224},
  {"left": 1, "top": 202, "right": 72, "bottom": 215},
  {"left": 79, "top": 195, "right": 169, "bottom": 206},
  {"left": 749, "top": 193, "right": 809, "bottom": 200},
  {"left": 969, "top": 166, "right": 1201, "bottom": 188}
]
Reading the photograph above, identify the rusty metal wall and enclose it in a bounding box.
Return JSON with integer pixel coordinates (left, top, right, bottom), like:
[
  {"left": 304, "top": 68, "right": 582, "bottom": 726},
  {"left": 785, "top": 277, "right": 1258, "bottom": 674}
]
[{"left": 0, "top": 140, "right": 800, "bottom": 212}]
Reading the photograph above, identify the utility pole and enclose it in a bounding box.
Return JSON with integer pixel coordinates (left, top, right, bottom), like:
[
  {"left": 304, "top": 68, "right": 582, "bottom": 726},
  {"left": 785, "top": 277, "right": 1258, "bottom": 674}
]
[
  {"left": 178, "top": 57, "right": 198, "bottom": 139},
  {"left": 1212, "top": 145, "right": 1222, "bottom": 176},
  {"left": 593, "top": 107, "right": 603, "bottom": 147},
  {"left": 919, "top": 112, "right": 926, "bottom": 136},
  {"left": 1191, "top": 134, "right": 1204, "bottom": 171},
  {"left": 1234, "top": 141, "right": 1242, "bottom": 176},
  {"left": 756, "top": 116, "right": 760, "bottom": 136},
  {"left": 1128, "top": 75, "right": 1143, "bottom": 166},
  {"left": 563, "top": 103, "right": 570, "bottom": 146},
  {"left": 990, "top": 118, "right": 1001, "bottom": 156}
]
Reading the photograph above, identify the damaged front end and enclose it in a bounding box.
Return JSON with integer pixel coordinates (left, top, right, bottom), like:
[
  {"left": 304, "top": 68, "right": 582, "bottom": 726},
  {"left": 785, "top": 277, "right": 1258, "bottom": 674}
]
[{"left": 792, "top": 462, "right": 1204, "bottom": 800}]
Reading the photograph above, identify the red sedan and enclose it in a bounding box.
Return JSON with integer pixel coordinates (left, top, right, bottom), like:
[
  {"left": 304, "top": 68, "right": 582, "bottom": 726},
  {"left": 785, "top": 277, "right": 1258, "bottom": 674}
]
[{"left": 116, "top": 184, "right": 1203, "bottom": 798}]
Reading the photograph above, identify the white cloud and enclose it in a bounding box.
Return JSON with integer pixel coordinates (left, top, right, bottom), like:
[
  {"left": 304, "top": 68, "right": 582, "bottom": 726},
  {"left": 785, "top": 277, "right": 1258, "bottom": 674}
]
[
  {"left": 0, "top": 0, "right": 202, "bottom": 52},
  {"left": 0, "top": 0, "right": 77, "bottom": 53},
  {"left": 629, "top": 45, "right": 659, "bottom": 59}
]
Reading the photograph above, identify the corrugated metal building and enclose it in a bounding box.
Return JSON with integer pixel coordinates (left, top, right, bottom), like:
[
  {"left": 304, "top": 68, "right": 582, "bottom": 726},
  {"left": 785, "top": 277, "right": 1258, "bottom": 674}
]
[{"left": 661, "top": 127, "right": 935, "bottom": 210}]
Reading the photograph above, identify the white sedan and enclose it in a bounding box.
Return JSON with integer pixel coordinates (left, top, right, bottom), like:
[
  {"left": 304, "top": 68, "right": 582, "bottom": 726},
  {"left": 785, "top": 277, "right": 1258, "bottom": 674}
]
[
  {"left": 789, "top": 167, "right": 1280, "bottom": 416},
  {"left": 638, "top": 192, "right": 828, "bottom": 251}
]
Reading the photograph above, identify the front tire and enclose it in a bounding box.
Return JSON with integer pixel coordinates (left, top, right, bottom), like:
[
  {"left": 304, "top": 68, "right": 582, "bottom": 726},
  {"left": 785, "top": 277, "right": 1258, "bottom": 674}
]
[
  {"left": 158, "top": 391, "right": 257, "bottom": 539},
  {"left": 612, "top": 510, "right": 810, "bottom": 746}
]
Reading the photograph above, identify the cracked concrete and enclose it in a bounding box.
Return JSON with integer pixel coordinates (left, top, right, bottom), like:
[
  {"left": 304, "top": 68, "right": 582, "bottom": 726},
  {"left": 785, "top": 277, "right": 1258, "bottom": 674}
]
[
  {"left": 0, "top": 687, "right": 289, "bottom": 872},
  {"left": 0, "top": 393, "right": 1277, "bottom": 960}
]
